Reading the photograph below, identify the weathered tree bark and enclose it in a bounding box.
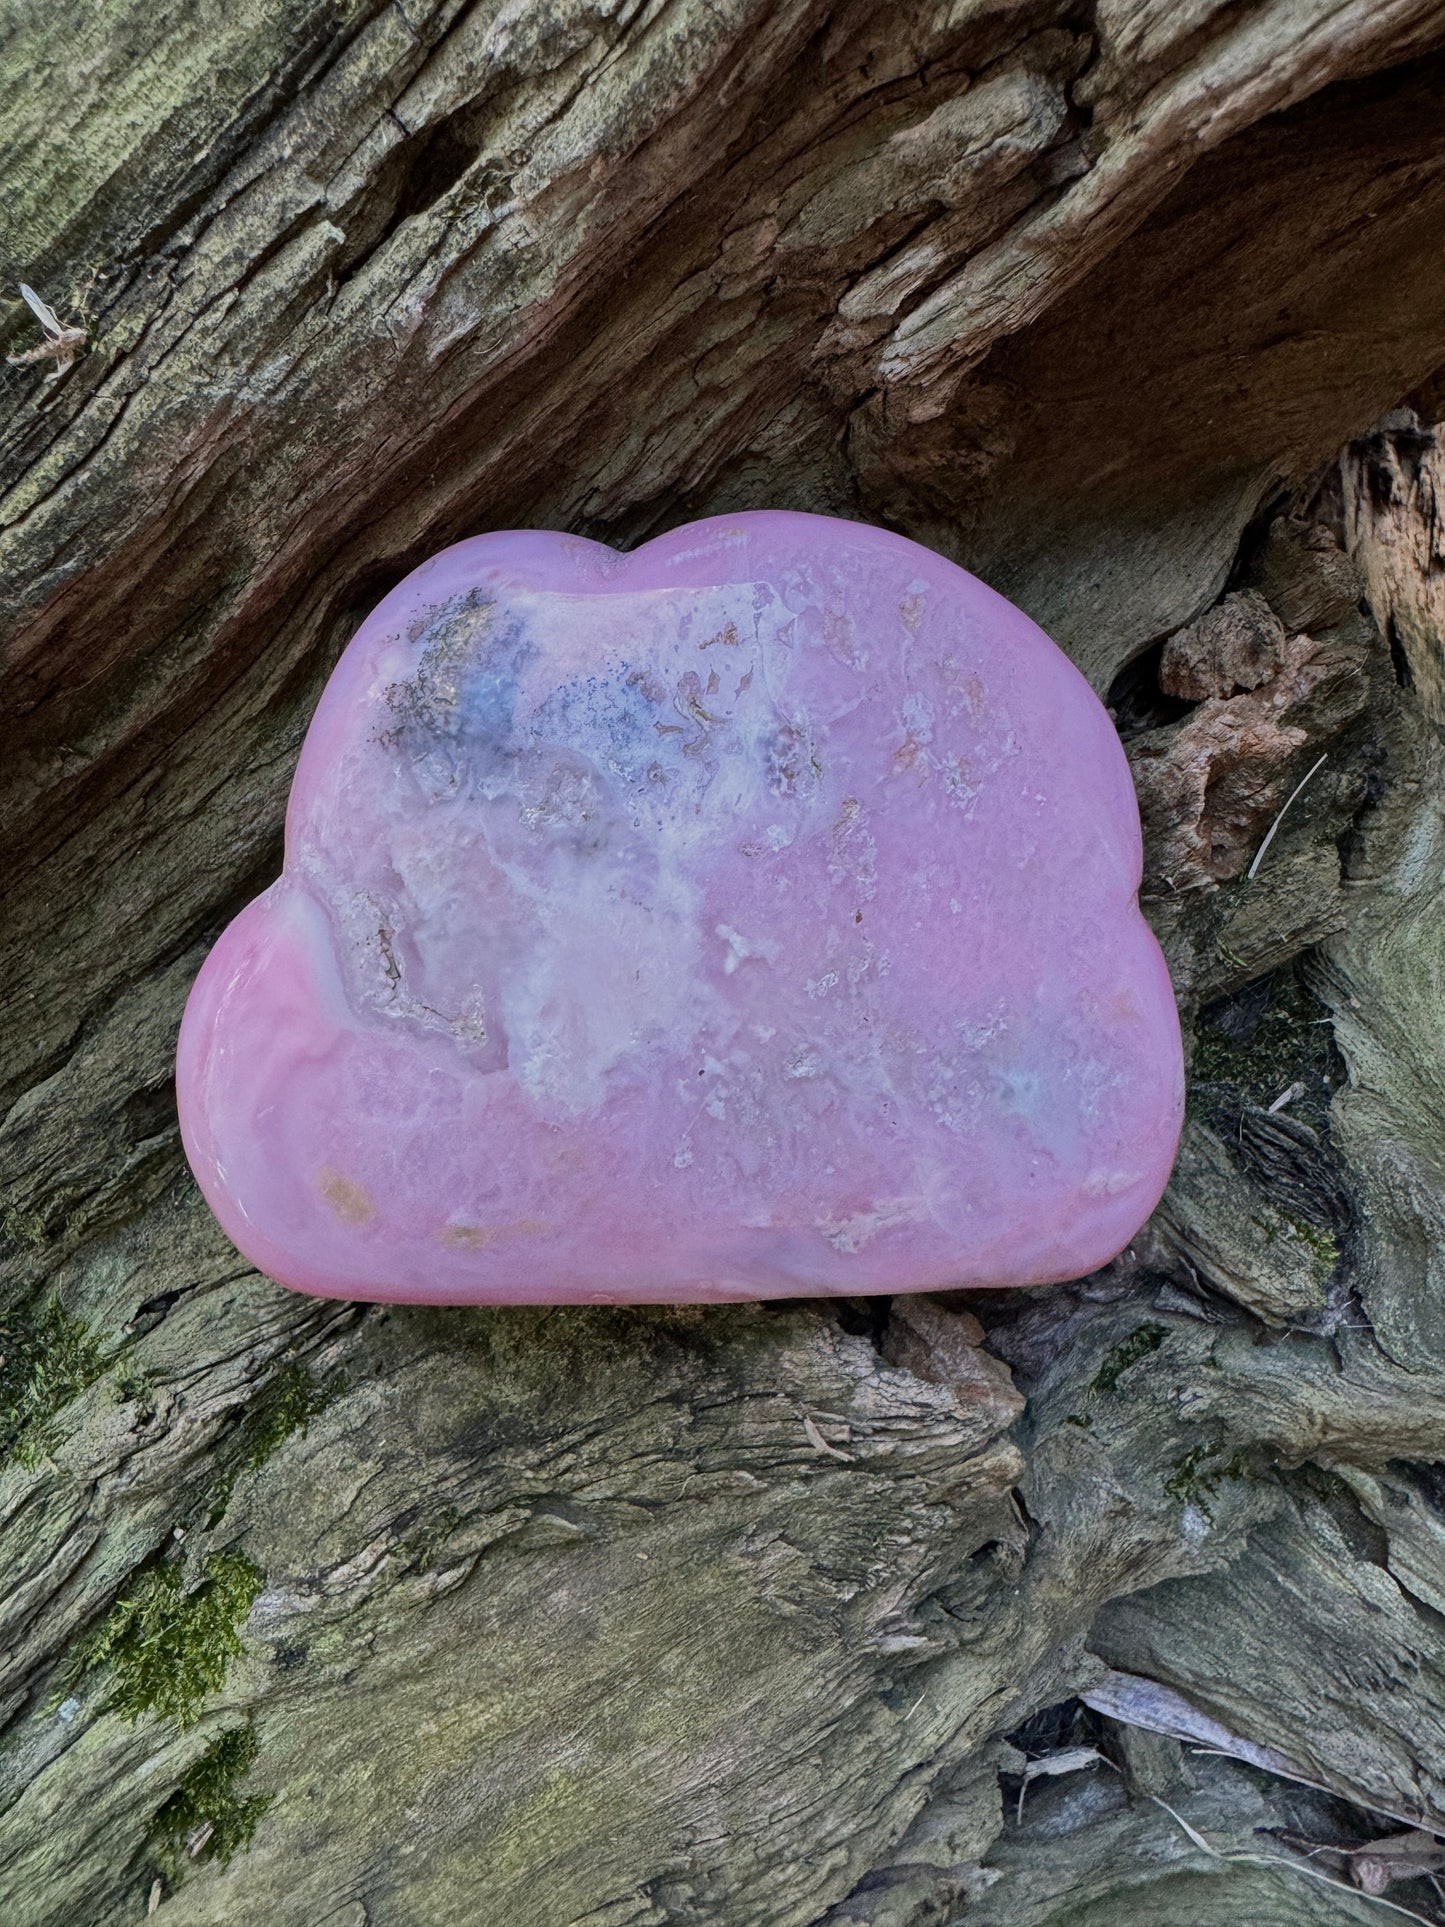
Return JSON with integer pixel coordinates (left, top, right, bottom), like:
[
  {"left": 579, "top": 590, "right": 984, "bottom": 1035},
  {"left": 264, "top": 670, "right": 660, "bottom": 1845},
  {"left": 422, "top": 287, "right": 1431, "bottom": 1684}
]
[{"left": 6, "top": 2, "right": 1445, "bottom": 1921}]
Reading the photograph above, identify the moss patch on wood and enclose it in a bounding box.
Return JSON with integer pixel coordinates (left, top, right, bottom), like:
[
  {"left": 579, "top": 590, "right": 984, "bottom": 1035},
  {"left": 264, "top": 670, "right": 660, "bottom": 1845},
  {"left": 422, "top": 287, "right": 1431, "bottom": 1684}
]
[
  {"left": 0, "top": 1299, "right": 106, "bottom": 1468},
  {"left": 63, "top": 1551, "right": 264, "bottom": 1728},
  {"left": 1283, "top": 1214, "right": 1340, "bottom": 1286},
  {"left": 146, "top": 1723, "right": 272, "bottom": 1883},
  {"left": 1089, "top": 1324, "right": 1168, "bottom": 1397},
  {"left": 207, "top": 1361, "right": 345, "bottom": 1527},
  {"left": 1163, "top": 1442, "right": 1250, "bottom": 1522},
  {"left": 0, "top": 1205, "right": 47, "bottom": 1252},
  {"left": 1191, "top": 964, "right": 1342, "bottom": 1129},
  {"left": 238, "top": 1363, "right": 342, "bottom": 1474}
]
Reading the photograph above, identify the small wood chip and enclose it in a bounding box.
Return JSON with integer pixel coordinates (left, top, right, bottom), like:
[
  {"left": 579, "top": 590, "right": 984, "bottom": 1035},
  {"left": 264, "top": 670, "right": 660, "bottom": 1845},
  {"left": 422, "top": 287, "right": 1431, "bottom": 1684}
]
[
  {"left": 1350, "top": 1832, "right": 1445, "bottom": 1896},
  {"left": 802, "top": 1414, "right": 854, "bottom": 1461},
  {"left": 1268, "top": 1080, "right": 1306, "bottom": 1113},
  {"left": 1152, "top": 1797, "right": 1440, "bottom": 1924},
  {"left": 1016, "top": 1745, "right": 1111, "bottom": 1821},
  {"left": 1020, "top": 1745, "right": 1109, "bottom": 1787}
]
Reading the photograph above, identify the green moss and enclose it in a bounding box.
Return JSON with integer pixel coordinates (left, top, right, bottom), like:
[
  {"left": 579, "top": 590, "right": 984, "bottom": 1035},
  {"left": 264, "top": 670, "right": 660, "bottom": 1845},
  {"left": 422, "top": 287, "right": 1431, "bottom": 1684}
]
[
  {"left": 408, "top": 1502, "right": 462, "bottom": 1573},
  {"left": 239, "top": 1361, "right": 342, "bottom": 1474},
  {"left": 1090, "top": 1323, "right": 1167, "bottom": 1396},
  {"left": 208, "top": 1362, "right": 344, "bottom": 1525},
  {"left": 1288, "top": 1216, "right": 1340, "bottom": 1283},
  {"left": 1163, "top": 1442, "right": 1249, "bottom": 1522},
  {"left": 63, "top": 1550, "right": 264, "bottom": 1728},
  {"left": 1191, "top": 966, "right": 1339, "bottom": 1128},
  {"left": 0, "top": 1205, "right": 47, "bottom": 1251},
  {"left": 146, "top": 1723, "right": 271, "bottom": 1884},
  {"left": 0, "top": 1299, "right": 106, "bottom": 1468},
  {"left": 111, "top": 1366, "right": 157, "bottom": 1423}
]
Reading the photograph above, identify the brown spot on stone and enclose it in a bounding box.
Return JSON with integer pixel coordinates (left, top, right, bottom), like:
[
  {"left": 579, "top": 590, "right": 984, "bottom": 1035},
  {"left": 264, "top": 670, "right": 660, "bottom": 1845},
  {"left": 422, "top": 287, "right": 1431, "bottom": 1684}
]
[
  {"left": 442, "top": 1224, "right": 492, "bottom": 1250},
  {"left": 318, "top": 1168, "right": 374, "bottom": 1226},
  {"left": 441, "top": 1219, "right": 549, "bottom": 1249}
]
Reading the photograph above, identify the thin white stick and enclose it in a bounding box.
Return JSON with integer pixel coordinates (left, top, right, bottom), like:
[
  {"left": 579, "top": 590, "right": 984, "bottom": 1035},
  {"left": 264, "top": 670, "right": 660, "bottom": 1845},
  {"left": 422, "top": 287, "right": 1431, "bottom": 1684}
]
[
  {"left": 1247, "top": 753, "right": 1328, "bottom": 882},
  {"left": 1268, "top": 1081, "right": 1305, "bottom": 1114},
  {"left": 1150, "top": 1797, "right": 1439, "bottom": 1924}
]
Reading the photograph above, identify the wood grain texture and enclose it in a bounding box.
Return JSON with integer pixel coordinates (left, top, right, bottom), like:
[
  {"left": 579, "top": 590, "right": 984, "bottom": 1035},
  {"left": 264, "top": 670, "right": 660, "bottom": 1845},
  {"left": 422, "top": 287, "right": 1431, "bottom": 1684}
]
[{"left": 6, "top": 2, "right": 1445, "bottom": 1921}]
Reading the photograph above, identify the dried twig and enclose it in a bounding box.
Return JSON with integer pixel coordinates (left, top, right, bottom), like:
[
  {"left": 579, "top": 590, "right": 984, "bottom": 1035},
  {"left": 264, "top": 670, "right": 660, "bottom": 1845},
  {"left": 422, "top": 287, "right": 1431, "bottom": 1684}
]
[
  {"left": 1139, "top": 877, "right": 1216, "bottom": 903},
  {"left": 1276, "top": 1827, "right": 1445, "bottom": 1894},
  {"left": 1015, "top": 1745, "right": 1113, "bottom": 1823},
  {"left": 1151, "top": 1797, "right": 1439, "bottom": 1924},
  {"left": 1350, "top": 1833, "right": 1445, "bottom": 1898},
  {"left": 1247, "top": 752, "right": 1329, "bottom": 881},
  {"left": 1086, "top": 1672, "right": 1435, "bottom": 1837}
]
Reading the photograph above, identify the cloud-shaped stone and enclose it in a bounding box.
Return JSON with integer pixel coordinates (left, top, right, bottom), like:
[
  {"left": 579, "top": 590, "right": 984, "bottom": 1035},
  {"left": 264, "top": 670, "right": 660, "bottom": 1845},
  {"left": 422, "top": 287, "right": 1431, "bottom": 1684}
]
[{"left": 178, "top": 513, "right": 1182, "bottom": 1304}]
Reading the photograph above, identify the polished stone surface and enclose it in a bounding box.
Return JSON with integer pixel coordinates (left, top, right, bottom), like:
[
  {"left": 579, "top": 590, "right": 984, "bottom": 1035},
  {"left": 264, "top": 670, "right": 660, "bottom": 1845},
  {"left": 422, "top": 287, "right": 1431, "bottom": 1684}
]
[{"left": 178, "top": 512, "right": 1182, "bottom": 1302}]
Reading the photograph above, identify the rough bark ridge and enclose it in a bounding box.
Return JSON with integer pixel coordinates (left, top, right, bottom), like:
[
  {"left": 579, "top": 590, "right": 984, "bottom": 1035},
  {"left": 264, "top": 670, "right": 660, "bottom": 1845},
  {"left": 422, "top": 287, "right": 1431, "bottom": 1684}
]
[{"left": 5, "top": 2, "right": 1445, "bottom": 1922}]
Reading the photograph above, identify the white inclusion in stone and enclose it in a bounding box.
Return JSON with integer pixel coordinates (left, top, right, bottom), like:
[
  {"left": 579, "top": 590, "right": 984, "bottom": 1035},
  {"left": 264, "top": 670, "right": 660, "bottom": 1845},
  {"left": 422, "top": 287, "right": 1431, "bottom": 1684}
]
[
  {"left": 821, "top": 1196, "right": 929, "bottom": 1253},
  {"left": 502, "top": 867, "right": 703, "bottom": 1115},
  {"left": 716, "top": 924, "right": 779, "bottom": 975},
  {"left": 698, "top": 1056, "right": 736, "bottom": 1124},
  {"left": 998, "top": 1067, "right": 1044, "bottom": 1117},
  {"left": 1083, "top": 1168, "right": 1140, "bottom": 1197},
  {"left": 478, "top": 583, "right": 823, "bottom": 1115},
  {"left": 900, "top": 691, "right": 935, "bottom": 741}
]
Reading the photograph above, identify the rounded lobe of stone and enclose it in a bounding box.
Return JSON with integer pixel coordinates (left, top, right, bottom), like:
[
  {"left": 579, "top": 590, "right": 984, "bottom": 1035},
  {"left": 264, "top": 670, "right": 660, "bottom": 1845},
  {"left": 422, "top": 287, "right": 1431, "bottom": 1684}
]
[{"left": 177, "top": 512, "right": 1183, "bottom": 1304}]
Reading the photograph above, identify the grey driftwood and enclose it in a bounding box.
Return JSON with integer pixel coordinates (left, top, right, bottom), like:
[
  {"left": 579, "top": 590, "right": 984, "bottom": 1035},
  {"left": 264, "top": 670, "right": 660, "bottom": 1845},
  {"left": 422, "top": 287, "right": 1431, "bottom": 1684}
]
[{"left": 5, "top": 1, "right": 1445, "bottom": 1921}]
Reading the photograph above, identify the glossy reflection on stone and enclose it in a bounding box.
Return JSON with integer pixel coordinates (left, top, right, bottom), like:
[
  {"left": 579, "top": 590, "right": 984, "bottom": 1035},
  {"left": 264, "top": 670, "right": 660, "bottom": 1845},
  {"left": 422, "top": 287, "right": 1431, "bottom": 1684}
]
[{"left": 177, "top": 512, "right": 1183, "bottom": 1304}]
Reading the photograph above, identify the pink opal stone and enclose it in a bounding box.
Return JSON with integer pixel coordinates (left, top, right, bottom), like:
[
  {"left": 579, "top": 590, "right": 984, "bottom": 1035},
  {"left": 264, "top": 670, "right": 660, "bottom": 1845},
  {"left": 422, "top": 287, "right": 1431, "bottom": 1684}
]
[{"left": 177, "top": 512, "right": 1183, "bottom": 1305}]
